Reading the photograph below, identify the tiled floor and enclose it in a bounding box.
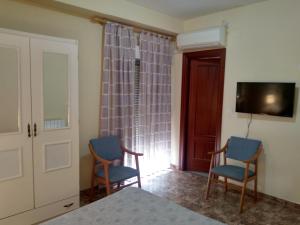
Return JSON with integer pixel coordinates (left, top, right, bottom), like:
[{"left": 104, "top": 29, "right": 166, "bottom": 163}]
[{"left": 81, "top": 169, "right": 300, "bottom": 225}]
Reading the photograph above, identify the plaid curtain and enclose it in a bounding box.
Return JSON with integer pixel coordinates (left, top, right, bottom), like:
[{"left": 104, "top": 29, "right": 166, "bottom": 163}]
[
  {"left": 136, "top": 32, "right": 172, "bottom": 174},
  {"left": 100, "top": 23, "right": 136, "bottom": 149}
]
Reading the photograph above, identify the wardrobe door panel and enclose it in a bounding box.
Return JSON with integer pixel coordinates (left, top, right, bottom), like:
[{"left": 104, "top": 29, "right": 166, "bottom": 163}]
[
  {"left": 0, "top": 32, "right": 34, "bottom": 219},
  {"left": 30, "top": 38, "right": 79, "bottom": 207}
]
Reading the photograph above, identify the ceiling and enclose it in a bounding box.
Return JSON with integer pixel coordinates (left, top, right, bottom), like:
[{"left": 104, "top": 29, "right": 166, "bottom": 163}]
[{"left": 125, "top": 0, "right": 266, "bottom": 19}]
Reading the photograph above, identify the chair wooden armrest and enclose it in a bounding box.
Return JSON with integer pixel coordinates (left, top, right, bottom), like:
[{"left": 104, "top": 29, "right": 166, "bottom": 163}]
[
  {"left": 97, "top": 156, "right": 113, "bottom": 166},
  {"left": 121, "top": 146, "right": 144, "bottom": 156},
  {"left": 121, "top": 147, "right": 142, "bottom": 182},
  {"left": 208, "top": 142, "right": 228, "bottom": 155},
  {"left": 208, "top": 148, "right": 225, "bottom": 155}
]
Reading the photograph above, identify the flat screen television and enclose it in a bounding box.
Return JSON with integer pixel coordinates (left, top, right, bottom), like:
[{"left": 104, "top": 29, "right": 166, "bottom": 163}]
[{"left": 236, "top": 82, "right": 295, "bottom": 117}]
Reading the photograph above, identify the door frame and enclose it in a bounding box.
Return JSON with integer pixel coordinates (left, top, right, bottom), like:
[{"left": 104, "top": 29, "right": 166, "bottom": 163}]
[{"left": 179, "top": 48, "right": 226, "bottom": 170}]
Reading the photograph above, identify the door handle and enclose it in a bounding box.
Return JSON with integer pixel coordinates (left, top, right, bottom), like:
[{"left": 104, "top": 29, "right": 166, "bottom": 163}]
[
  {"left": 27, "top": 124, "right": 31, "bottom": 138},
  {"left": 34, "top": 123, "right": 37, "bottom": 137}
]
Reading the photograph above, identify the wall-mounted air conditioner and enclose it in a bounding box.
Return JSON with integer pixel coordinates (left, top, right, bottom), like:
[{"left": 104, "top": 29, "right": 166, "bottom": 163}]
[{"left": 177, "top": 26, "right": 226, "bottom": 50}]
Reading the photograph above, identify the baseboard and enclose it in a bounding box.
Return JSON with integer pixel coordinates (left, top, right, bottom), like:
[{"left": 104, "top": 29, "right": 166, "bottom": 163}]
[
  {"left": 213, "top": 179, "right": 300, "bottom": 208},
  {"left": 170, "top": 164, "right": 179, "bottom": 170},
  {"left": 169, "top": 166, "right": 300, "bottom": 208},
  {"left": 83, "top": 168, "right": 300, "bottom": 209}
]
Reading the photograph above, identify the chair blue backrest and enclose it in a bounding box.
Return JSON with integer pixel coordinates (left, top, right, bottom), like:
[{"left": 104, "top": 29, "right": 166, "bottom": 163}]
[
  {"left": 226, "top": 136, "right": 261, "bottom": 161},
  {"left": 90, "top": 136, "right": 123, "bottom": 161}
]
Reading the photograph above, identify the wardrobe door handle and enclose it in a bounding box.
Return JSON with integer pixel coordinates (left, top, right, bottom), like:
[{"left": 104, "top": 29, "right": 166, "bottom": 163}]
[
  {"left": 34, "top": 123, "right": 37, "bottom": 137},
  {"left": 64, "top": 203, "right": 74, "bottom": 208},
  {"left": 27, "top": 124, "right": 31, "bottom": 138}
]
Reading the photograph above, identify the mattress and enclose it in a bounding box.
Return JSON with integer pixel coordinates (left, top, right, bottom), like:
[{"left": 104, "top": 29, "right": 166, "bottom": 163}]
[{"left": 41, "top": 187, "right": 226, "bottom": 225}]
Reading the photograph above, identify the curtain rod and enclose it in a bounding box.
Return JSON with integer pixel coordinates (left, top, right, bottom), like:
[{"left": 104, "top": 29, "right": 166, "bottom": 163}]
[{"left": 91, "top": 16, "right": 177, "bottom": 41}]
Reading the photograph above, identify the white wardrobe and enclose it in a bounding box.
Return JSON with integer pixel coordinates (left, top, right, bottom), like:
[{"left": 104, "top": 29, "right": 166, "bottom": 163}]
[{"left": 0, "top": 28, "right": 79, "bottom": 225}]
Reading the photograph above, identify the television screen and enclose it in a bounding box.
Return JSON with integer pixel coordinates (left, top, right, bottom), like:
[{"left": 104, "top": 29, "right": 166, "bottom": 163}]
[{"left": 236, "top": 82, "right": 295, "bottom": 117}]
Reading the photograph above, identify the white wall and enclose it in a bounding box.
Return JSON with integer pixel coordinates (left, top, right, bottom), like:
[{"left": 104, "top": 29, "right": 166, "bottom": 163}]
[
  {"left": 4, "top": 0, "right": 298, "bottom": 204},
  {"left": 53, "top": 0, "right": 183, "bottom": 34},
  {"left": 171, "top": 0, "right": 300, "bottom": 203},
  {"left": 0, "top": 0, "right": 183, "bottom": 190},
  {"left": 0, "top": 0, "right": 102, "bottom": 190},
  {"left": 171, "top": 52, "right": 182, "bottom": 166}
]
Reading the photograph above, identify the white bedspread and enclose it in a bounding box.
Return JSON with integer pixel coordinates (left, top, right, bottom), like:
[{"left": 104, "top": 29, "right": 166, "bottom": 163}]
[{"left": 41, "top": 187, "right": 226, "bottom": 225}]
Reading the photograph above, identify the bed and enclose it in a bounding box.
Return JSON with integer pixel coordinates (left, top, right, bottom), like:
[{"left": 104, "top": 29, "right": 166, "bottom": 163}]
[{"left": 41, "top": 187, "right": 226, "bottom": 225}]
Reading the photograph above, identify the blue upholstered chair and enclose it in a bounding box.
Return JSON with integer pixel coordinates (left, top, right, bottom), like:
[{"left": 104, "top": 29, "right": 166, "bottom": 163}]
[
  {"left": 206, "top": 136, "right": 263, "bottom": 213},
  {"left": 89, "top": 136, "right": 143, "bottom": 198}
]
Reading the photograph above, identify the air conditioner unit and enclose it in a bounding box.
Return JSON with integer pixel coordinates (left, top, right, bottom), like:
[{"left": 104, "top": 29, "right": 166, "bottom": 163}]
[{"left": 177, "top": 26, "right": 226, "bottom": 50}]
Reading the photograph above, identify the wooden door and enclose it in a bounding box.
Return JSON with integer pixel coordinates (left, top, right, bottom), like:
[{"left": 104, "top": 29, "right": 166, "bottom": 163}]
[
  {"left": 180, "top": 49, "right": 225, "bottom": 172},
  {"left": 30, "top": 38, "right": 79, "bottom": 207},
  {"left": 0, "top": 32, "right": 34, "bottom": 218}
]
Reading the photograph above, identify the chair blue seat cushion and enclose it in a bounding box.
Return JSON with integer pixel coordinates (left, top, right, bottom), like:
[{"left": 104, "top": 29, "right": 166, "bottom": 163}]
[
  {"left": 211, "top": 165, "right": 255, "bottom": 181},
  {"left": 96, "top": 166, "right": 139, "bottom": 183}
]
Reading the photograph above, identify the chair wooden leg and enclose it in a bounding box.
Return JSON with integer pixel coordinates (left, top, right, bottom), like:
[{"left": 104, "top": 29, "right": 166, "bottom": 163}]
[
  {"left": 254, "top": 176, "right": 258, "bottom": 201},
  {"left": 89, "top": 175, "right": 95, "bottom": 201},
  {"left": 105, "top": 179, "right": 111, "bottom": 196},
  {"left": 103, "top": 164, "right": 111, "bottom": 195},
  {"left": 137, "top": 175, "right": 142, "bottom": 188},
  {"left": 224, "top": 177, "right": 228, "bottom": 193},
  {"left": 206, "top": 172, "right": 213, "bottom": 200},
  {"left": 239, "top": 180, "right": 247, "bottom": 213}
]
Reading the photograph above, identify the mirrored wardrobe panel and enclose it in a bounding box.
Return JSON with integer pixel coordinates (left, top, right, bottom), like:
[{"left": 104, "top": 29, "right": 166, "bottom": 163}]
[
  {"left": 0, "top": 46, "right": 20, "bottom": 133},
  {"left": 43, "top": 52, "right": 69, "bottom": 129}
]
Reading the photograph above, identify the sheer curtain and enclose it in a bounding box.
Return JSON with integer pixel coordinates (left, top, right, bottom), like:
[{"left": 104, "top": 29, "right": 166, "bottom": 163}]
[
  {"left": 100, "top": 22, "right": 136, "bottom": 149},
  {"left": 100, "top": 24, "right": 172, "bottom": 175},
  {"left": 135, "top": 32, "right": 172, "bottom": 175}
]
